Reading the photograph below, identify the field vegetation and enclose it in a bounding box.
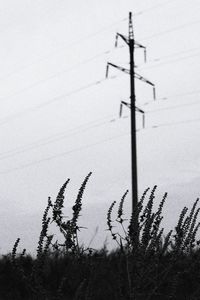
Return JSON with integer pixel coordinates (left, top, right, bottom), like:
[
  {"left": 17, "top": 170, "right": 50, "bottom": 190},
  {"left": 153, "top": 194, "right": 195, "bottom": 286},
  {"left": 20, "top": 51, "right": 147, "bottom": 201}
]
[{"left": 1, "top": 173, "right": 200, "bottom": 299}]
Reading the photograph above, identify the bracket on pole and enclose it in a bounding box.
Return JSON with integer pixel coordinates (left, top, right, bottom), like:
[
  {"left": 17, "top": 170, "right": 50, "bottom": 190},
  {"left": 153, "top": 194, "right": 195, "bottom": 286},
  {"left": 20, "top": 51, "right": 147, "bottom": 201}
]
[
  {"left": 119, "top": 101, "right": 145, "bottom": 128},
  {"left": 115, "top": 32, "right": 129, "bottom": 46},
  {"left": 135, "top": 42, "right": 147, "bottom": 62},
  {"left": 106, "top": 62, "right": 129, "bottom": 78},
  {"left": 106, "top": 63, "right": 156, "bottom": 100},
  {"left": 135, "top": 73, "right": 156, "bottom": 100},
  {"left": 115, "top": 32, "right": 147, "bottom": 63}
]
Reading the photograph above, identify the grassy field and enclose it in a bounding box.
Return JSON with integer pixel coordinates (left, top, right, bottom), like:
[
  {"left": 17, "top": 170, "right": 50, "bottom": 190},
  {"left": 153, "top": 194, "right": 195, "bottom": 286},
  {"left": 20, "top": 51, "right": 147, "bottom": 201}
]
[{"left": 1, "top": 173, "right": 200, "bottom": 300}]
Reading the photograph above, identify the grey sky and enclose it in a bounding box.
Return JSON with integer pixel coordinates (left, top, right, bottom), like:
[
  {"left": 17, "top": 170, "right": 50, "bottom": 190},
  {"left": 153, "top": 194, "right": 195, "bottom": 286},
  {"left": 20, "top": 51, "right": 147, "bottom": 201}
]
[{"left": 0, "top": 0, "right": 200, "bottom": 253}]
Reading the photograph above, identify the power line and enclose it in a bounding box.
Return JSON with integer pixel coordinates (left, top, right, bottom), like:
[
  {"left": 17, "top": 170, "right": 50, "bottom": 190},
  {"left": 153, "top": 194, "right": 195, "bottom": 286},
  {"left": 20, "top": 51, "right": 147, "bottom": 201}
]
[
  {"left": 1, "top": 21, "right": 198, "bottom": 103},
  {"left": 109, "top": 46, "right": 200, "bottom": 69},
  {"left": 0, "top": 17, "right": 127, "bottom": 81},
  {"left": 138, "top": 51, "right": 200, "bottom": 71},
  {"left": 135, "top": 46, "right": 200, "bottom": 69},
  {"left": 0, "top": 47, "right": 116, "bottom": 101},
  {"left": 143, "top": 89, "right": 200, "bottom": 105},
  {"left": 0, "top": 132, "right": 130, "bottom": 174},
  {"left": 141, "top": 19, "right": 200, "bottom": 42},
  {"left": 2, "top": 44, "right": 199, "bottom": 103},
  {"left": 0, "top": 1, "right": 185, "bottom": 81},
  {"left": 148, "top": 117, "right": 200, "bottom": 129},
  {"left": 117, "top": 18, "right": 200, "bottom": 46},
  {"left": 119, "top": 114, "right": 200, "bottom": 130},
  {"left": 1, "top": 115, "right": 200, "bottom": 175},
  {"left": 146, "top": 100, "right": 200, "bottom": 113},
  {"left": 133, "top": 0, "right": 180, "bottom": 17},
  {"left": 1, "top": 19, "right": 199, "bottom": 102},
  {"left": 160, "top": 90, "right": 200, "bottom": 100},
  {"left": 0, "top": 115, "right": 116, "bottom": 161},
  {"left": 0, "top": 75, "right": 118, "bottom": 126},
  {"left": 149, "top": 46, "right": 200, "bottom": 62},
  {"left": 0, "top": 0, "right": 65, "bottom": 35},
  {"left": 0, "top": 69, "right": 198, "bottom": 129},
  {"left": 0, "top": 96, "right": 199, "bottom": 160}
]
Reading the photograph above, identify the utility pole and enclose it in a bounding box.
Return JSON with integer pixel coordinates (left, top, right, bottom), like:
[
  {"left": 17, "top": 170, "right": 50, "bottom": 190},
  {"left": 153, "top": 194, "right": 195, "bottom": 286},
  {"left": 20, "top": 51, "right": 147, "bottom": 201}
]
[
  {"left": 106, "top": 12, "right": 155, "bottom": 228},
  {"left": 129, "top": 11, "right": 138, "bottom": 217}
]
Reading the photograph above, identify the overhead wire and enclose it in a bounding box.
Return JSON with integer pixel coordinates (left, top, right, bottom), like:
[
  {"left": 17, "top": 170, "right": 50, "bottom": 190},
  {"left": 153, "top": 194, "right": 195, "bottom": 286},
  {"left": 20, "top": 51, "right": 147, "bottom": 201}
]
[
  {"left": 148, "top": 117, "right": 200, "bottom": 129},
  {"left": 158, "top": 90, "right": 200, "bottom": 101},
  {"left": 135, "top": 46, "right": 200, "bottom": 68},
  {"left": 0, "top": 114, "right": 116, "bottom": 161},
  {"left": 1, "top": 43, "right": 199, "bottom": 103},
  {"left": 0, "top": 46, "right": 121, "bottom": 101},
  {"left": 0, "top": 75, "right": 119, "bottom": 126},
  {"left": 0, "top": 66, "right": 199, "bottom": 128},
  {"left": 133, "top": 0, "right": 181, "bottom": 17},
  {"left": 0, "top": 0, "right": 184, "bottom": 81},
  {"left": 1, "top": 41, "right": 199, "bottom": 109},
  {"left": 0, "top": 2, "right": 199, "bottom": 174},
  {"left": 145, "top": 100, "right": 200, "bottom": 113},
  {"left": 0, "top": 17, "right": 128, "bottom": 81},
  {"left": 147, "top": 46, "right": 200, "bottom": 62},
  {"left": 1, "top": 41, "right": 200, "bottom": 127},
  {"left": 143, "top": 89, "right": 200, "bottom": 105},
  {"left": 0, "top": 91, "right": 199, "bottom": 161},
  {"left": 115, "top": 46, "right": 200, "bottom": 67},
  {"left": 1, "top": 113, "right": 200, "bottom": 175},
  {"left": 0, "top": 88, "right": 199, "bottom": 161},
  {"left": 0, "top": 0, "right": 66, "bottom": 35},
  {"left": 0, "top": 132, "right": 130, "bottom": 174},
  {"left": 140, "top": 19, "right": 200, "bottom": 42},
  {"left": 138, "top": 51, "right": 200, "bottom": 71},
  {"left": 1, "top": 18, "right": 199, "bottom": 103},
  {"left": 0, "top": 8, "right": 199, "bottom": 104}
]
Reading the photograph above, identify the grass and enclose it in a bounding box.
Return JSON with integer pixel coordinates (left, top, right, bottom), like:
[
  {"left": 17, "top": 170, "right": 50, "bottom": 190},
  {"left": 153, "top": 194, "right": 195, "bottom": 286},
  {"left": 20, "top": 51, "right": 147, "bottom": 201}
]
[{"left": 1, "top": 173, "right": 200, "bottom": 299}]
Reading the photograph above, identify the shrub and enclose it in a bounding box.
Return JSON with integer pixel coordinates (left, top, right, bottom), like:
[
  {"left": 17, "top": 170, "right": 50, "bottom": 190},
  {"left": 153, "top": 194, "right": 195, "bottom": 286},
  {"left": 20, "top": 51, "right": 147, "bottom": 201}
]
[{"left": 1, "top": 174, "right": 200, "bottom": 300}]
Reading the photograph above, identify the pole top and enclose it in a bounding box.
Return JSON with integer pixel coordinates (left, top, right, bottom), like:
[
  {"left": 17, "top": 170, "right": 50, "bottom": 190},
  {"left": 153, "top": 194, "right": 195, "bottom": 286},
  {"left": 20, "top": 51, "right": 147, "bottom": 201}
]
[{"left": 128, "top": 12, "right": 134, "bottom": 40}]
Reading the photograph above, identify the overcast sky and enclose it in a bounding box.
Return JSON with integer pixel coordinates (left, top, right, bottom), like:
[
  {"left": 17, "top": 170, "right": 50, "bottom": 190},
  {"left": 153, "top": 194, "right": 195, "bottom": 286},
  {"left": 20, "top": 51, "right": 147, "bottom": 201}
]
[{"left": 0, "top": 0, "right": 200, "bottom": 254}]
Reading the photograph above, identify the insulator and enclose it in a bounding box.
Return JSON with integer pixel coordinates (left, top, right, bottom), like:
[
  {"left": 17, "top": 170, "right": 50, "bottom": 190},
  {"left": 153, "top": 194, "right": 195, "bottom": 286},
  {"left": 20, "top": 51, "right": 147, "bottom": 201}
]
[
  {"left": 115, "top": 34, "right": 118, "bottom": 48},
  {"left": 153, "top": 86, "right": 156, "bottom": 100},
  {"left": 142, "top": 113, "right": 145, "bottom": 129},
  {"left": 119, "top": 102, "right": 123, "bottom": 117},
  {"left": 106, "top": 64, "right": 109, "bottom": 78},
  {"left": 144, "top": 48, "right": 147, "bottom": 63}
]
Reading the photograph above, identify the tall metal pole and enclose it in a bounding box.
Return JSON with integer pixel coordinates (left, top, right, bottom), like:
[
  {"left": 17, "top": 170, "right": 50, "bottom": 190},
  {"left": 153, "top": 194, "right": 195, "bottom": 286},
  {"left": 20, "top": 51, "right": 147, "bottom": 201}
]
[
  {"left": 106, "top": 12, "right": 155, "bottom": 241},
  {"left": 129, "top": 12, "right": 138, "bottom": 216}
]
